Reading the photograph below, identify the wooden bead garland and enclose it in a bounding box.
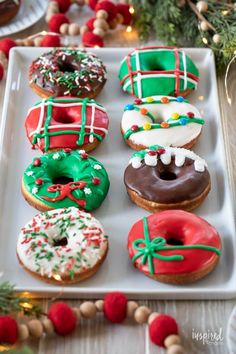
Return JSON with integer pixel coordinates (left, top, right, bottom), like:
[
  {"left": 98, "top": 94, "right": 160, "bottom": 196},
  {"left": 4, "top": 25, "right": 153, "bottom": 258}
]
[{"left": 0, "top": 292, "right": 186, "bottom": 353}]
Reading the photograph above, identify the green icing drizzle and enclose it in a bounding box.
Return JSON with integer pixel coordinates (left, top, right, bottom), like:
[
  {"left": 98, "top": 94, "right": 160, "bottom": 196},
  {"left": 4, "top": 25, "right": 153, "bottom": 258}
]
[
  {"left": 23, "top": 150, "right": 110, "bottom": 212},
  {"left": 132, "top": 217, "right": 221, "bottom": 275},
  {"left": 31, "top": 96, "right": 106, "bottom": 152}
]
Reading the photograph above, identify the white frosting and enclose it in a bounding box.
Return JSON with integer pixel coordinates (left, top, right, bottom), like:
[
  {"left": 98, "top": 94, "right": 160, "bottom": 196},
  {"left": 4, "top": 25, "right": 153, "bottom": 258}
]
[
  {"left": 130, "top": 146, "right": 207, "bottom": 172},
  {"left": 17, "top": 207, "right": 108, "bottom": 281},
  {"left": 122, "top": 95, "right": 203, "bottom": 148}
]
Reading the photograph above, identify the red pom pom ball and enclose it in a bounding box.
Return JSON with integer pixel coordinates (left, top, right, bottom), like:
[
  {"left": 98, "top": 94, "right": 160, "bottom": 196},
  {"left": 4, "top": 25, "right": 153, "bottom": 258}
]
[
  {"left": 41, "top": 34, "right": 61, "bottom": 47},
  {"left": 48, "top": 13, "right": 69, "bottom": 33},
  {"left": 54, "top": 0, "right": 71, "bottom": 13},
  {"left": 88, "top": 0, "right": 99, "bottom": 10},
  {"left": 95, "top": 1, "right": 117, "bottom": 22},
  {"left": 116, "top": 4, "right": 132, "bottom": 25},
  {"left": 149, "top": 314, "right": 178, "bottom": 347},
  {"left": 48, "top": 302, "right": 77, "bottom": 336},
  {"left": 0, "top": 63, "right": 4, "bottom": 81},
  {"left": 103, "top": 292, "right": 127, "bottom": 323},
  {"left": 86, "top": 17, "right": 96, "bottom": 31},
  {"left": 0, "top": 38, "right": 16, "bottom": 58},
  {"left": 82, "top": 31, "right": 104, "bottom": 48},
  {"left": 0, "top": 316, "right": 18, "bottom": 344}
]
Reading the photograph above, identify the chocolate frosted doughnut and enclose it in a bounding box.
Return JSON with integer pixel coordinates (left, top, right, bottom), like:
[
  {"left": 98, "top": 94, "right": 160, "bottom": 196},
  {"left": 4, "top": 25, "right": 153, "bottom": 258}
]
[
  {"left": 0, "top": 0, "right": 21, "bottom": 25},
  {"left": 29, "top": 48, "right": 107, "bottom": 99},
  {"left": 124, "top": 145, "right": 210, "bottom": 212}
]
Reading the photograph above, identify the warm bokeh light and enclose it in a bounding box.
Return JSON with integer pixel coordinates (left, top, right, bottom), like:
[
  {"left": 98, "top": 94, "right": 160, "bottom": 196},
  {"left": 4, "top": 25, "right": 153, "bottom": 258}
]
[
  {"left": 129, "top": 6, "right": 135, "bottom": 14},
  {"left": 53, "top": 274, "right": 62, "bottom": 281},
  {"left": 202, "top": 37, "right": 208, "bottom": 44},
  {"left": 126, "top": 26, "right": 133, "bottom": 33}
]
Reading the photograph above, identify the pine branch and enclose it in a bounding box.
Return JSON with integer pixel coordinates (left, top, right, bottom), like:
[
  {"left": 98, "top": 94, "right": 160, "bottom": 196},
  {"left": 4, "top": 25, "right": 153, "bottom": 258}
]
[{"left": 0, "top": 282, "right": 43, "bottom": 317}]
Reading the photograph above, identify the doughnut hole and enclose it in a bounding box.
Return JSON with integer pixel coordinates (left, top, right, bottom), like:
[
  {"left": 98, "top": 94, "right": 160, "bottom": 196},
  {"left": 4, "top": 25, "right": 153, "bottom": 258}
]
[
  {"left": 159, "top": 171, "right": 177, "bottom": 181},
  {"left": 58, "top": 61, "right": 79, "bottom": 73},
  {"left": 166, "top": 238, "right": 183, "bottom": 246},
  {"left": 52, "top": 107, "right": 76, "bottom": 124},
  {"left": 53, "top": 176, "right": 73, "bottom": 184},
  {"left": 53, "top": 237, "right": 68, "bottom": 247}
]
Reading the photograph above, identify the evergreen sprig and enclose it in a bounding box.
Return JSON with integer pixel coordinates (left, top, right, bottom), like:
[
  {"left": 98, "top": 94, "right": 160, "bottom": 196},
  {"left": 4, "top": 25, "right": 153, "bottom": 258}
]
[
  {"left": 133, "top": 0, "right": 236, "bottom": 71},
  {"left": 0, "top": 282, "right": 42, "bottom": 317}
]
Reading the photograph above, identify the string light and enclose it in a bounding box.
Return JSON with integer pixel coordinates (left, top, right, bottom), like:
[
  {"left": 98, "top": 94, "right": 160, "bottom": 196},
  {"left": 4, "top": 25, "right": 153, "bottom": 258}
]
[
  {"left": 21, "top": 302, "right": 33, "bottom": 310},
  {"left": 126, "top": 26, "right": 133, "bottom": 33},
  {"left": 129, "top": 6, "right": 135, "bottom": 14},
  {"left": 202, "top": 37, "right": 208, "bottom": 44},
  {"left": 53, "top": 274, "right": 62, "bottom": 281},
  {"left": 222, "top": 10, "right": 229, "bottom": 16}
]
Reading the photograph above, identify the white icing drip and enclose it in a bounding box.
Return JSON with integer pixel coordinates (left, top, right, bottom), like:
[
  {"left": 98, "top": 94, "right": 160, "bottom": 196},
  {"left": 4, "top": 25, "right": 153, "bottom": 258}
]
[
  {"left": 131, "top": 156, "right": 142, "bottom": 168},
  {"left": 130, "top": 146, "right": 207, "bottom": 172},
  {"left": 17, "top": 207, "right": 108, "bottom": 279},
  {"left": 135, "top": 50, "right": 142, "bottom": 98},
  {"left": 144, "top": 154, "right": 157, "bottom": 166},
  {"left": 182, "top": 51, "right": 187, "bottom": 90},
  {"left": 122, "top": 95, "right": 203, "bottom": 148},
  {"left": 175, "top": 153, "right": 186, "bottom": 167},
  {"left": 89, "top": 103, "right": 96, "bottom": 143},
  {"left": 160, "top": 152, "right": 171, "bottom": 165}
]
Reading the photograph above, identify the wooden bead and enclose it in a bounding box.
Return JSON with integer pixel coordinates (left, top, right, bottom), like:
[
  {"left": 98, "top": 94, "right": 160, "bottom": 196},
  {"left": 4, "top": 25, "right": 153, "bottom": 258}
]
[
  {"left": 41, "top": 318, "right": 54, "bottom": 335},
  {"left": 94, "top": 19, "right": 109, "bottom": 31},
  {"left": 23, "top": 38, "right": 34, "bottom": 46},
  {"left": 200, "top": 21, "right": 209, "bottom": 31},
  {"left": 96, "top": 10, "right": 108, "bottom": 20},
  {"left": 80, "top": 25, "right": 89, "bottom": 35},
  {"left": 196, "top": 1, "right": 208, "bottom": 13},
  {"left": 60, "top": 23, "right": 69, "bottom": 35},
  {"left": 0, "top": 51, "right": 6, "bottom": 61},
  {"left": 116, "top": 13, "right": 124, "bottom": 24},
  {"left": 80, "top": 302, "right": 97, "bottom": 319},
  {"left": 134, "top": 306, "right": 151, "bottom": 324},
  {"left": 27, "top": 319, "right": 43, "bottom": 338},
  {"left": 95, "top": 300, "right": 104, "bottom": 312},
  {"left": 15, "top": 39, "right": 24, "bottom": 46},
  {"left": 126, "top": 301, "right": 138, "bottom": 318},
  {"left": 18, "top": 324, "right": 29, "bottom": 341},
  {"left": 48, "top": 2, "right": 59, "bottom": 13},
  {"left": 109, "top": 18, "right": 118, "bottom": 30},
  {"left": 72, "top": 307, "right": 81, "bottom": 322},
  {"left": 147, "top": 312, "right": 160, "bottom": 325},
  {"left": 167, "top": 344, "right": 186, "bottom": 354},
  {"left": 213, "top": 34, "right": 221, "bottom": 44},
  {"left": 33, "top": 37, "right": 43, "bottom": 47},
  {"left": 93, "top": 28, "right": 105, "bottom": 37},
  {"left": 68, "top": 23, "right": 80, "bottom": 36},
  {"left": 164, "top": 335, "right": 182, "bottom": 348}
]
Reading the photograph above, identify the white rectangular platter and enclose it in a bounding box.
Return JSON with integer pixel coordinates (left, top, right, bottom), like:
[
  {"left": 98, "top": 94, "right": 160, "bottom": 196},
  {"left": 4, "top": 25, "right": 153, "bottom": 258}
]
[{"left": 0, "top": 47, "right": 235, "bottom": 299}]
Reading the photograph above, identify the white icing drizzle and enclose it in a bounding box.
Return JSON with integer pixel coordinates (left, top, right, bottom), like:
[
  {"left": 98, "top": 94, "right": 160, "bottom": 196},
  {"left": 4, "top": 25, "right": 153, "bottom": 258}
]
[
  {"left": 130, "top": 146, "right": 207, "bottom": 172},
  {"left": 17, "top": 207, "right": 108, "bottom": 280}
]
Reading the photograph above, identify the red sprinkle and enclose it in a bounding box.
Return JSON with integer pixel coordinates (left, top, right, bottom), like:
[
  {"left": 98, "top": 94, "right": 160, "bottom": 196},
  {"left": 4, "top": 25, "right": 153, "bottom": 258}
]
[
  {"left": 131, "top": 125, "right": 139, "bottom": 132},
  {"left": 148, "top": 150, "right": 157, "bottom": 156},
  {"left": 81, "top": 152, "right": 88, "bottom": 159},
  {"left": 92, "top": 177, "right": 101, "bottom": 185},
  {"left": 187, "top": 112, "right": 195, "bottom": 118},
  {"left": 35, "top": 178, "right": 43, "bottom": 185},
  {"left": 64, "top": 148, "right": 71, "bottom": 153},
  {"left": 134, "top": 98, "right": 142, "bottom": 105},
  {"left": 157, "top": 148, "right": 166, "bottom": 155},
  {"left": 33, "top": 158, "right": 42, "bottom": 167}
]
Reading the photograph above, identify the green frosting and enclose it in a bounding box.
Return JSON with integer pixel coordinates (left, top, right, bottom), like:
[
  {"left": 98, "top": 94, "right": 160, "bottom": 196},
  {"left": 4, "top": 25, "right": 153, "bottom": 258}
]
[
  {"left": 23, "top": 150, "right": 110, "bottom": 212},
  {"left": 119, "top": 48, "right": 199, "bottom": 98}
]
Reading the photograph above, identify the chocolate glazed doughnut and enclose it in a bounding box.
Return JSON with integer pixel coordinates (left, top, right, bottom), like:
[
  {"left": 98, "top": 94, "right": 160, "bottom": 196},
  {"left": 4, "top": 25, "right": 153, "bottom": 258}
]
[
  {"left": 29, "top": 48, "right": 107, "bottom": 99},
  {"left": 0, "top": 0, "right": 21, "bottom": 25},
  {"left": 124, "top": 145, "right": 211, "bottom": 212}
]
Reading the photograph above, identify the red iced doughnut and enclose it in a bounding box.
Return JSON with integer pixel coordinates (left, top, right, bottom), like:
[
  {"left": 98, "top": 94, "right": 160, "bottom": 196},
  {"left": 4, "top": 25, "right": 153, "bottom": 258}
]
[
  {"left": 25, "top": 96, "right": 109, "bottom": 153},
  {"left": 128, "top": 210, "right": 221, "bottom": 284}
]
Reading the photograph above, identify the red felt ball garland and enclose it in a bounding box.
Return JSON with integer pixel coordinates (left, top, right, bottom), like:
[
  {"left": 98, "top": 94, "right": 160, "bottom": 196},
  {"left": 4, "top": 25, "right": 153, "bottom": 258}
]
[{"left": 0, "top": 292, "right": 186, "bottom": 354}]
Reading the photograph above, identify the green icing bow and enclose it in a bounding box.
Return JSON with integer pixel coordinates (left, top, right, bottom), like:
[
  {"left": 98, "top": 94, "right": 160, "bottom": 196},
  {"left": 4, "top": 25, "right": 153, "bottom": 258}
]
[{"left": 132, "top": 217, "right": 221, "bottom": 275}]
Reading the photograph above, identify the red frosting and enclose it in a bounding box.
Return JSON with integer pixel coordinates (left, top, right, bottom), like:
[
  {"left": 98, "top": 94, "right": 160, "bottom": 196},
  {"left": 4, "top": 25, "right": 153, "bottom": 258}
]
[
  {"left": 128, "top": 210, "right": 221, "bottom": 275},
  {"left": 25, "top": 97, "right": 109, "bottom": 152}
]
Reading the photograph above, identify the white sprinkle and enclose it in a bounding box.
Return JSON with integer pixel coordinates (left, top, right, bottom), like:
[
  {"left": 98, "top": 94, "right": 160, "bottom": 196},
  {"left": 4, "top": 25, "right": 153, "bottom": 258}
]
[
  {"left": 78, "top": 150, "right": 85, "bottom": 154},
  {"left": 32, "top": 187, "right": 38, "bottom": 195},
  {"left": 84, "top": 188, "right": 92, "bottom": 195},
  {"left": 94, "top": 164, "right": 102, "bottom": 170},
  {"left": 194, "top": 160, "right": 205, "bottom": 172},
  {"left": 26, "top": 171, "right": 34, "bottom": 176},
  {"left": 52, "top": 153, "right": 61, "bottom": 160}
]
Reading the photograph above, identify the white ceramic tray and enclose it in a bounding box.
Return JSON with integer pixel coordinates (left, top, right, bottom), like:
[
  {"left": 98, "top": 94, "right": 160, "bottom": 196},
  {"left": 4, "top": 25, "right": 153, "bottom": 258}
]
[
  {"left": 0, "top": 0, "right": 47, "bottom": 37},
  {"left": 0, "top": 47, "right": 235, "bottom": 299}
]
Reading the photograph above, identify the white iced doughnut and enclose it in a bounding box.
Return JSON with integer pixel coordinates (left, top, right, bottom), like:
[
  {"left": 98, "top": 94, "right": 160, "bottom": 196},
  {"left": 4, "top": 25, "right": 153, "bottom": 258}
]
[{"left": 121, "top": 95, "right": 204, "bottom": 150}]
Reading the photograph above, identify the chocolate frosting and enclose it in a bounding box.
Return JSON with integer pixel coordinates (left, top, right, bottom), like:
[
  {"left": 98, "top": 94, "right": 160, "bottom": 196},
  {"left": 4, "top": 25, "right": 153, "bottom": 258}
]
[
  {"left": 0, "top": 0, "right": 20, "bottom": 14},
  {"left": 29, "top": 48, "right": 107, "bottom": 98},
  {"left": 124, "top": 157, "right": 210, "bottom": 204}
]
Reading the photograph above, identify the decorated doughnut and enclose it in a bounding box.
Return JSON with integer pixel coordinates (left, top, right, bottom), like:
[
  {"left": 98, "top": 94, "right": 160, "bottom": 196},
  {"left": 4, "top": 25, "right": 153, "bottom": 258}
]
[
  {"left": 128, "top": 210, "right": 221, "bottom": 284},
  {"left": 0, "top": 0, "right": 21, "bottom": 25},
  {"left": 119, "top": 46, "right": 199, "bottom": 98},
  {"left": 121, "top": 95, "right": 204, "bottom": 150},
  {"left": 21, "top": 149, "right": 109, "bottom": 212},
  {"left": 17, "top": 207, "right": 109, "bottom": 284},
  {"left": 25, "top": 96, "right": 109, "bottom": 153},
  {"left": 29, "top": 48, "right": 107, "bottom": 99},
  {"left": 124, "top": 145, "right": 210, "bottom": 212}
]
